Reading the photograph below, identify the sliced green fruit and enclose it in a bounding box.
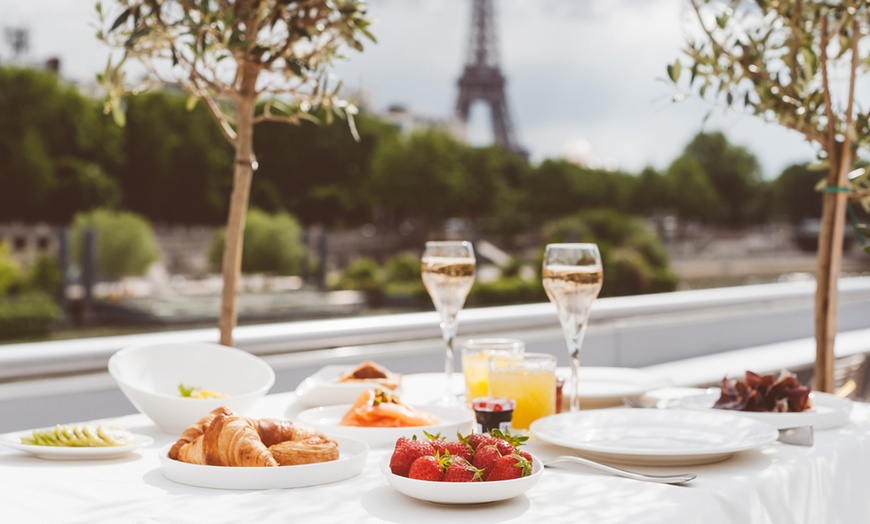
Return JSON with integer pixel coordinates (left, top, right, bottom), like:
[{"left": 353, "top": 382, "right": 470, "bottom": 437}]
[{"left": 21, "top": 424, "right": 134, "bottom": 447}]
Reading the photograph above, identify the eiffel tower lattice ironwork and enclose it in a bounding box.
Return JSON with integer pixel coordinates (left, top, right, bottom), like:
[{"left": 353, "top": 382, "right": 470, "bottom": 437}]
[{"left": 455, "top": 0, "right": 525, "bottom": 156}]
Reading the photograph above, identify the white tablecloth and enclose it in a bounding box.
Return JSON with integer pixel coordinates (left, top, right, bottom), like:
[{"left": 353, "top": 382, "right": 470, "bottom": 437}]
[{"left": 3, "top": 374, "right": 870, "bottom": 524}]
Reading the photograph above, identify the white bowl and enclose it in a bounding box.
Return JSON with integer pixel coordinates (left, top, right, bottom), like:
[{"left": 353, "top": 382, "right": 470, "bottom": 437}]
[
  {"left": 108, "top": 342, "right": 275, "bottom": 434},
  {"left": 380, "top": 454, "right": 544, "bottom": 504}
]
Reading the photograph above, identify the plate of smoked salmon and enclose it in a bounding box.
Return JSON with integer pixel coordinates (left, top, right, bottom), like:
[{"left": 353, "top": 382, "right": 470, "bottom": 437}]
[{"left": 296, "top": 388, "right": 475, "bottom": 447}]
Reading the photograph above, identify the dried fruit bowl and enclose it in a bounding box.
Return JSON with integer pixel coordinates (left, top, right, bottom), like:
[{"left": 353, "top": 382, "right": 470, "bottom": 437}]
[{"left": 379, "top": 454, "right": 544, "bottom": 504}]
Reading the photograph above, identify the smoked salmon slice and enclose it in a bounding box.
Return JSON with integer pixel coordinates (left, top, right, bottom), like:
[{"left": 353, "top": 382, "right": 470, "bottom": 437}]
[{"left": 339, "top": 389, "right": 440, "bottom": 427}]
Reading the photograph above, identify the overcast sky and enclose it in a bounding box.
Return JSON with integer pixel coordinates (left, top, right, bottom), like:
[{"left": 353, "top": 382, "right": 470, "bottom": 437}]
[{"left": 0, "top": 0, "right": 824, "bottom": 178}]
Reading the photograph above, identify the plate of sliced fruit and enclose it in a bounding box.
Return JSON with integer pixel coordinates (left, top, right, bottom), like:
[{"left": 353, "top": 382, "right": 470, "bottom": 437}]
[{"left": 0, "top": 424, "right": 153, "bottom": 460}]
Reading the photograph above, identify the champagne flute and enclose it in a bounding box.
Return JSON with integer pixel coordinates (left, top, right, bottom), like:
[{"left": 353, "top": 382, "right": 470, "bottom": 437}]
[
  {"left": 542, "top": 243, "right": 603, "bottom": 412},
  {"left": 421, "top": 240, "right": 476, "bottom": 405}
]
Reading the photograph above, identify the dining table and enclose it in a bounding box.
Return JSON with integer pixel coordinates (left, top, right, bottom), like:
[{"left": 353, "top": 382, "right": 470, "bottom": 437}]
[{"left": 2, "top": 371, "right": 870, "bottom": 524}]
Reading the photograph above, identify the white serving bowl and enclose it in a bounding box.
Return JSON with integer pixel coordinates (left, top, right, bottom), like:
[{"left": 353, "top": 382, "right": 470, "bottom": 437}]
[
  {"left": 108, "top": 342, "right": 275, "bottom": 434},
  {"left": 380, "top": 454, "right": 544, "bottom": 504}
]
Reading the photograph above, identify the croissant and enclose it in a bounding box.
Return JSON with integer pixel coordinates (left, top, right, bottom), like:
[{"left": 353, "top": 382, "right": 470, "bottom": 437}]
[
  {"left": 168, "top": 407, "right": 229, "bottom": 460},
  {"left": 175, "top": 411, "right": 278, "bottom": 467},
  {"left": 170, "top": 407, "right": 338, "bottom": 467}
]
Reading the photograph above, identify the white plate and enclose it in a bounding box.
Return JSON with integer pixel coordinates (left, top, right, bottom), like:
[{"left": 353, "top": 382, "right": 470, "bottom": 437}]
[
  {"left": 676, "top": 390, "right": 853, "bottom": 430},
  {"left": 158, "top": 436, "right": 368, "bottom": 489},
  {"left": 295, "top": 365, "right": 402, "bottom": 408},
  {"left": 530, "top": 408, "right": 778, "bottom": 466},
  {"left": 379, "top": 454, "right": 544, "bottom": 504},
  {"left": 0, "top": 430, "right": 153, "bottom": 460},
  {"left": 564, "top": 367, "right": 671, "bottom": 409},
  {"left": 296, "top": 405, "right": 475, "bottom": 448}
]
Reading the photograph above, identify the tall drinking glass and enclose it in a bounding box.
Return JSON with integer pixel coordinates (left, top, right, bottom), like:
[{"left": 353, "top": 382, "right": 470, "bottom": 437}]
[
  {"left": 421, "top": 241, "right": 476, "bottom": 405},
  {"left": 542, "top": 243, "right": 603, "bottom": 412}
]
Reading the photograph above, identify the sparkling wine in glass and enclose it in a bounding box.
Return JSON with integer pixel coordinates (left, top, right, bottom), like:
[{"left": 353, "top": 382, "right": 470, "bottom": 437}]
[
  {"left": 421, "top": 241, "right": 476, "bottom": 405},
  {"left": 542, "top": 243, "right": 603, "bottom": 412}
]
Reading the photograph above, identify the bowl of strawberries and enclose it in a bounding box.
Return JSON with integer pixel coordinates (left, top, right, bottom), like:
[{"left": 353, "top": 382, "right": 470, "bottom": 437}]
[{"left": 380, "top": 429, "right": 543, "bottom": 504}]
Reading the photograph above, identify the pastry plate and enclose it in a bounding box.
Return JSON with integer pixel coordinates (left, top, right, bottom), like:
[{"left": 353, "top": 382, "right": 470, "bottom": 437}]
[
  {"left": 530, "top": 408, "right": 779, "bottom": 466},
  {"left": 296, "top": 405, "right": 475, "bottom": 448},
  {"left": 0, "top": 430, "right": 153, "bottom": 460},
  {"left": 158, "top": 436, "right": 368, "bottom": 489},
  {"left": 380, "top": 454, "right": 543, "bottom": 504},
  {"left": 295, "top": 365, "right": 402, "bottom": 408},
  {"left": 563, "top": 367, "right": 671, "bottom": 409},
  {"left": 675, "top": 390, "right": 853, "bottom": 430}
]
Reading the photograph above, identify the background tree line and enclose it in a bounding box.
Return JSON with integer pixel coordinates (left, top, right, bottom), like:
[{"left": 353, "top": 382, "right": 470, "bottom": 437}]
[{"left": 0, "top": 66, "right": 837, "bottom": 234}]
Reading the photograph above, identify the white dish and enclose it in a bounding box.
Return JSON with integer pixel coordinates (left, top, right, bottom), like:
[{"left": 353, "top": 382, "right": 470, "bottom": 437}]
[
  {"left": 108, "top": 342, "right": 275, "bottom": 434},
  {"left": 530, "top": 408, "right": 778, "bottom": 466},
  {"left": 295, "top": 365, "right": 401, "bottom": 408},
  {"left": 379, "top": 454, "right": 543, "bottom": 504},
  {"left": 676, "top": 390, "right": 853, "bottom": 430},
  {"left": 158, "top": 436, "right": 368, "bottom": 489},
  {"left": 0, "top": 430, "right": 153, "bottom": 460},
  {"left": 296, "top": 405, "right": 475, "bottom": 447},
  {"left": 563, "top": 367, "right": 671, "bottom": 409}
]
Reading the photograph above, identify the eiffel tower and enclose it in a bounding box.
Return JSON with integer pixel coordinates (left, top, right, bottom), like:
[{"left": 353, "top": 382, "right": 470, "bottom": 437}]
[{"left": 455, "top": 0, "right": 526, "bottom": 157}]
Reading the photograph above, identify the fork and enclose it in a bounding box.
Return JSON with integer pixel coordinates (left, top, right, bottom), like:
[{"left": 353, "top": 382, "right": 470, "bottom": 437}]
[{"left": 542, "top": 455, "right": 696, "bottom": 484}]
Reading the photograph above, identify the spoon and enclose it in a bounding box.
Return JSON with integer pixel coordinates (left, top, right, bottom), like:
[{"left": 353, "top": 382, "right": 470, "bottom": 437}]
[{"left": 542, "top": 454, "right": 696, "bottom": 484}]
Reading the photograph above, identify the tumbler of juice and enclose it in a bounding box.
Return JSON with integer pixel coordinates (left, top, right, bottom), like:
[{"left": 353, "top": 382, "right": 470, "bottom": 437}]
[
  {"left": 460, "top": 339, "right": 525, "bottom": 407},
  {"left": 488, "top": 353, "right": 557, "bottom": 430}
]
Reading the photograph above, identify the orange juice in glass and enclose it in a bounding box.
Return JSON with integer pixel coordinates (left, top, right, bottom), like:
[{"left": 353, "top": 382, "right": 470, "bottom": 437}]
[
  {"left": 488, "top": 353, "right": 557, "bottom": 430},
  {"left": 461, "top": 339, "right": 524, "bottom": 407}
]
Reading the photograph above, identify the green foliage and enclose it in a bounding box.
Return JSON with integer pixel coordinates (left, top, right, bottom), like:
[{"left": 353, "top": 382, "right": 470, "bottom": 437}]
[
  {"left": 98, "top": 0, "right": 374, "bottom": 139},
  {"left": 681, "top": 132, "right": 765, "bottom": 226},
  {"left": 664, "top": 155, "right": 721, "bottom": 222},
  {"left": 209, "top": 209, "right": 306, "bottom": 275},
  {"left": 468, "top": 277, "right": 547, "bottom": 307},
  {"left": 0, "top": 67, "right": 123, "bottom": 223},
  {"left": 119, "top": 91, "right": 232, "bottom": 224},
  {"left": 25, "top": 255, "right": 63, "bottom": 296},
  {"left": 773, "top": 163, "right": 827, "bottom": 223},
  {"left": 369, "top": 128, "right": 471, "bottom": 227},
  {"left": 544, "top": 209, "right": 677, "bottom": 297},
  {"left": 671, "top": 1, "right": 870, "bottom": 154},
  {"left": 335, "top": 257, "right": 382, "bottom": 292},
  {"left": 72, "top": 209, "right": 160, "bottom": 279},
  {"left": 0, "top": 242, "right": 23, "bottom": 295},
  {"left": 384, "top": 252, "right": 421, "bottom": 283},
  {"left": 252, "top": 112, "right": 399, "bottom": 226},
  {"left": 628, "top": 167, "right": 670, "bottom": 217},
  {"left": 0, "top": 292, "right": 62, "bottom": 340}
]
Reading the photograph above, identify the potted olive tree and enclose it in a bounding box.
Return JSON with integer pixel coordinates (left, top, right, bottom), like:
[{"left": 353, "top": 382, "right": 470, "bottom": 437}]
[
  {"left": 97, "top": 0, "right": 375, "bottom": 345},
  {"left": 669, "top": 0, "right": 870, "bottom": 391}
]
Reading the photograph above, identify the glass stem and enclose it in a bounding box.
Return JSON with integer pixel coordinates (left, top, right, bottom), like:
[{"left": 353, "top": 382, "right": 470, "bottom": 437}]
[
  {"left": 441, "top": 316, "right": 458, "bottom": 404},
  {"left": 566, "top": 325, "right": 588, "bottom": 412}
]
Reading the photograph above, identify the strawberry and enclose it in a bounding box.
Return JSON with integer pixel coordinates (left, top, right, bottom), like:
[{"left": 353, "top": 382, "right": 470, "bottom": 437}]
[
  {"left": 443, "top": 457, "right": 483, "bottom": 482},
  {"left": 443, "top": 441, "right": 473, "bottom": 462},
  {"left": 389, "top": 436, "right": 435, "bottom": 477},
  {"left": 490, "top": 428, "right": 529, "bottom": 450},
  {"left": 518, "top": 449, "right": 534, "bottom": 465},
  {"left": 423, "top": 430, "right": 446, "bottom": 454},
  {"left": 485, "top": 453, "right": 532, "bottom": 481},
  {"left": 463, "top": 432, "right": 489, "bottom": 451},
  {"left": 471, "top": 444, "right": 502, "bottom": 478},
  {"left": 493, "top": 438, "right": 515, "bottom": 456},
  {"left": 407, "top": 454, "right": 446, "bottom": 481}
]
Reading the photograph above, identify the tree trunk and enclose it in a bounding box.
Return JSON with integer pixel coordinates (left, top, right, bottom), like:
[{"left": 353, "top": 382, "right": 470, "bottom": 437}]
[
  {"left": 814, "top": 140, "right": 852, "bottom": 392},
  {"left": 219, "top": 94, "right": 257, "bottom": 346}
]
